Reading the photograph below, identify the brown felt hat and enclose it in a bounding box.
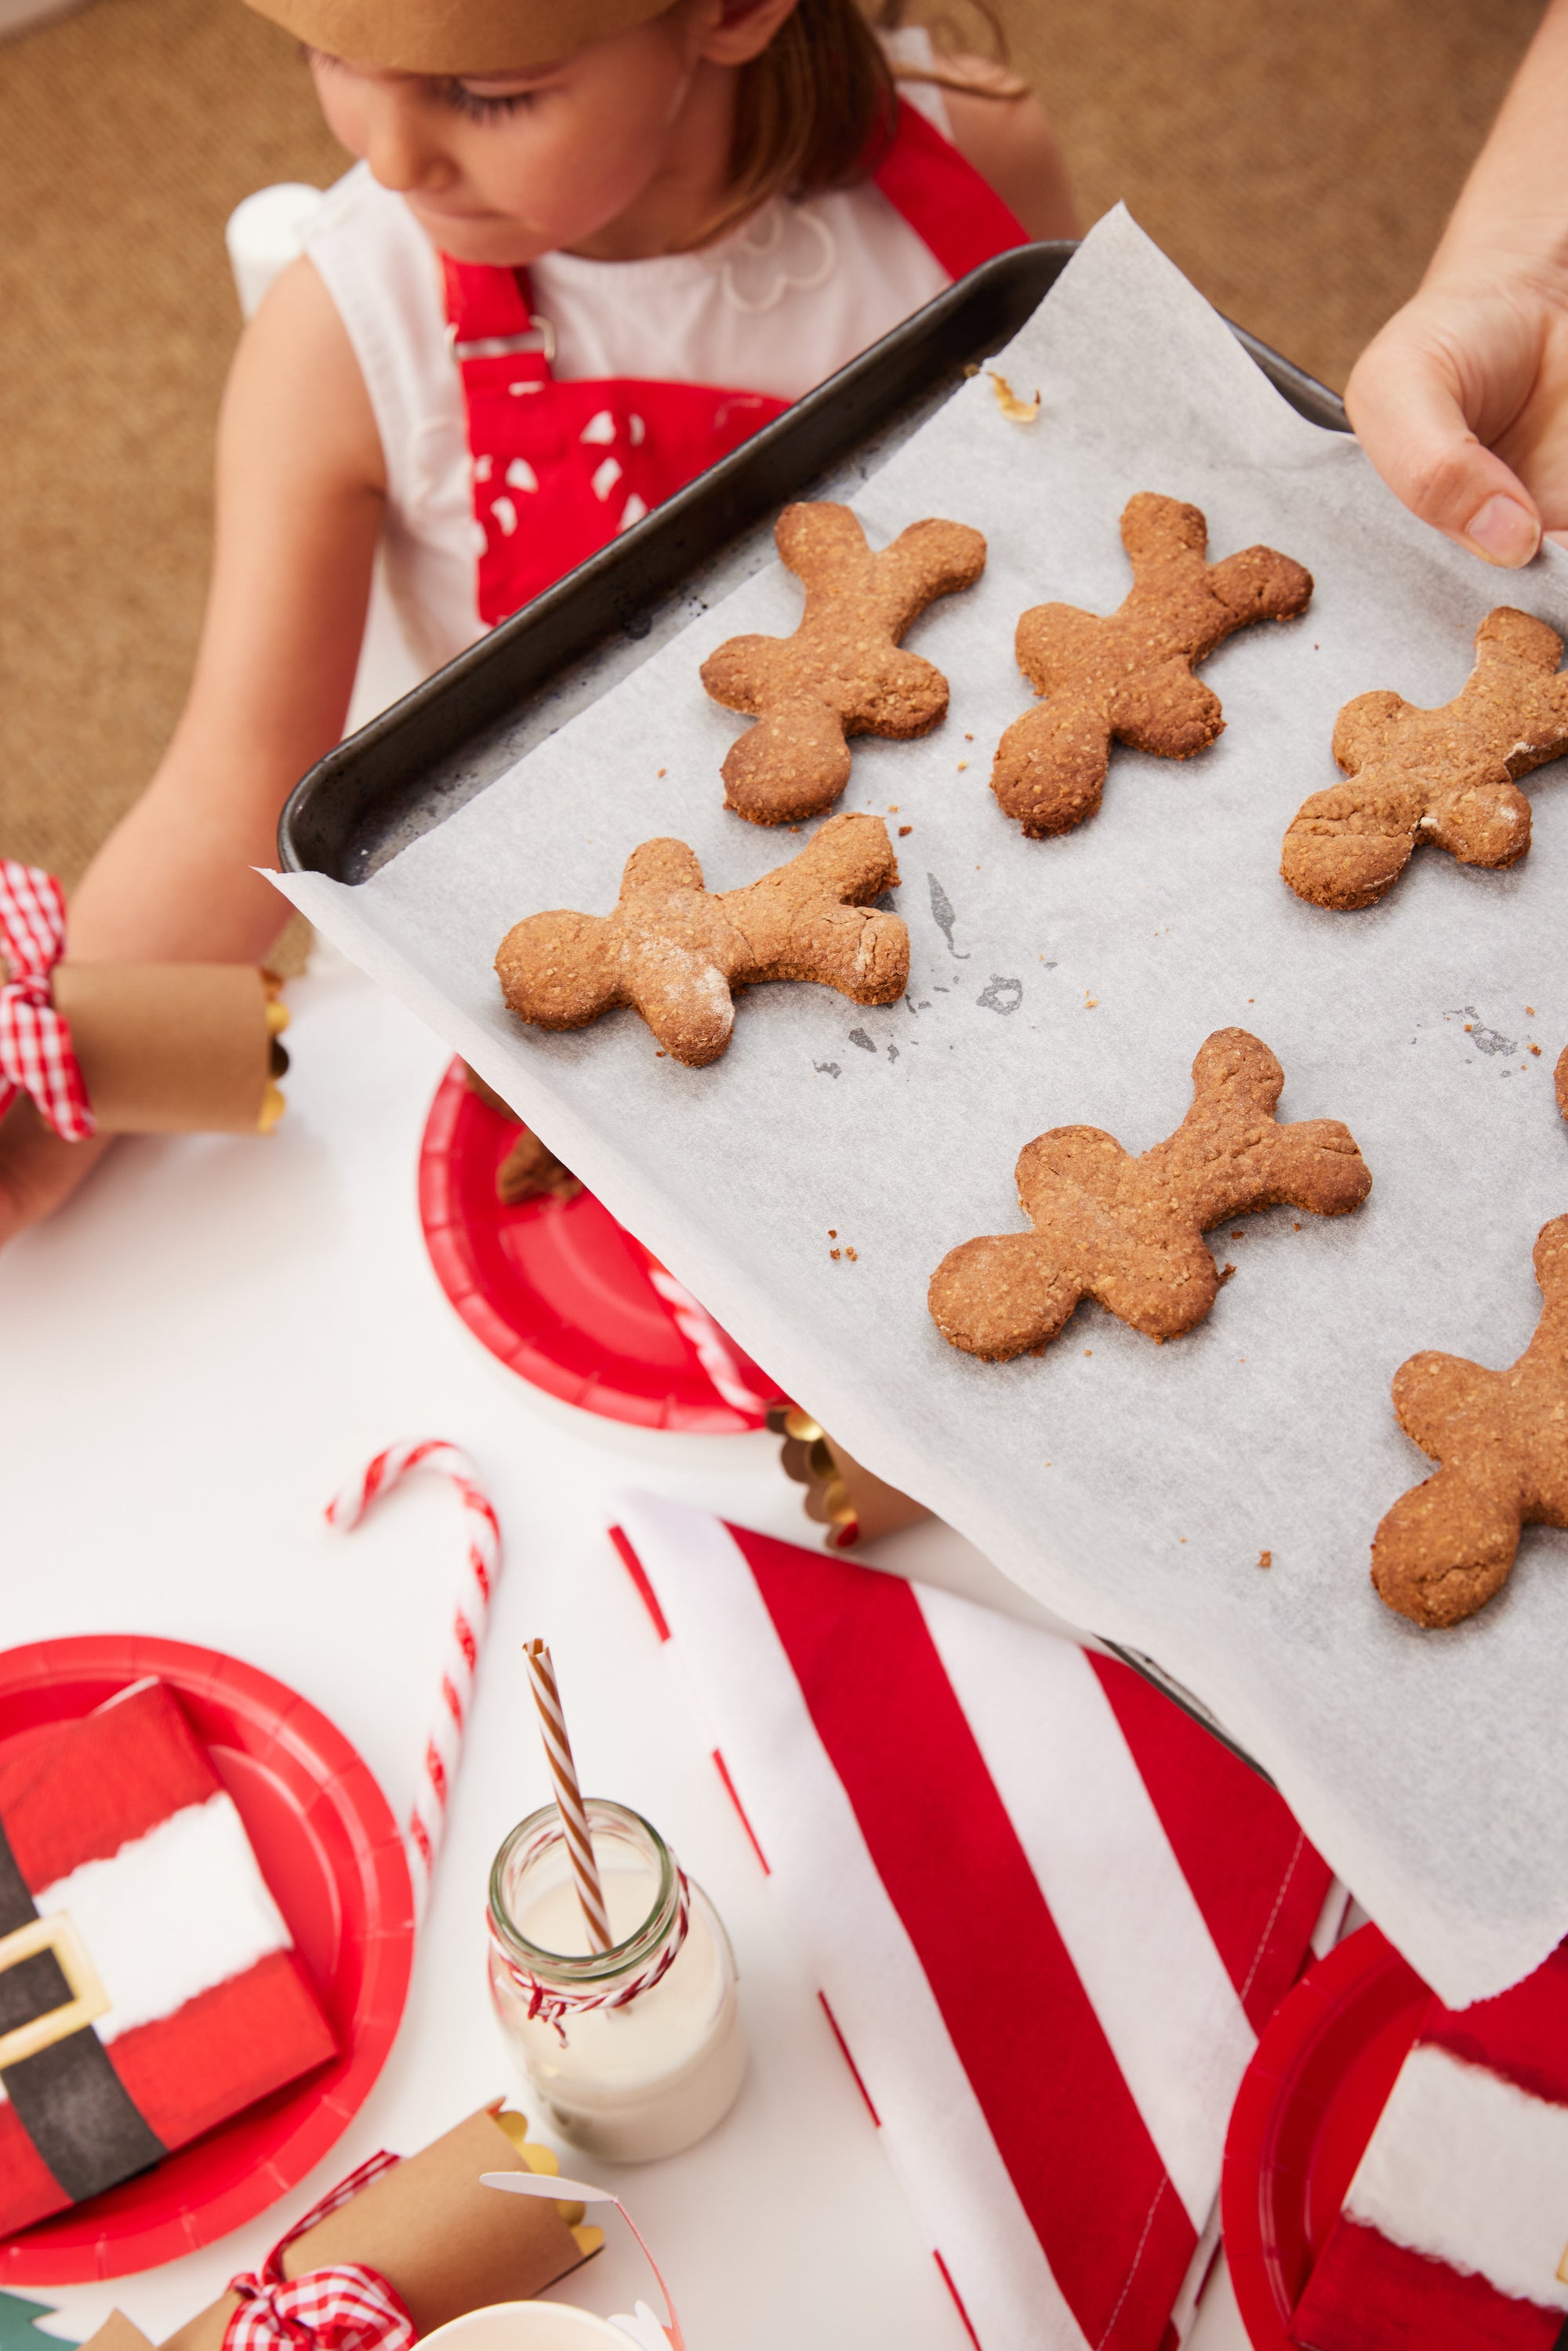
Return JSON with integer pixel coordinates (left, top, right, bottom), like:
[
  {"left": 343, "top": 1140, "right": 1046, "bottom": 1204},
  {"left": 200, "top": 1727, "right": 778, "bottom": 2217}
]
[{"left": 241, "top": 0, "right": 674, "bottom": 72}]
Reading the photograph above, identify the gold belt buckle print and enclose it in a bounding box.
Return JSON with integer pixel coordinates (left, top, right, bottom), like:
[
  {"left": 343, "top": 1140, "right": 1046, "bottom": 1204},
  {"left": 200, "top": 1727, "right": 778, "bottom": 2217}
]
[{"left": 0, "top": 1913, "right": 111, "bottom": 2069}]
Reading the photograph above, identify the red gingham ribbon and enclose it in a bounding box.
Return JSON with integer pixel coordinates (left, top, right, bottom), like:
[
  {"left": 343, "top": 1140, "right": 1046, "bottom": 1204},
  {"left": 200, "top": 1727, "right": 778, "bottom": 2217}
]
[
  {"left": 0, "top": 862, "right": 94, "bottom": 1140},
  {"left": 223, "top": 2153, "right": 414, "bottom": 2351}
]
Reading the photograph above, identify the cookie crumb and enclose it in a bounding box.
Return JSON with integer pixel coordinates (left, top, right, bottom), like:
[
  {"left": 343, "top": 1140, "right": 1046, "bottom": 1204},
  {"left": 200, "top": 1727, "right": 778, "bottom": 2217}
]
[
  {"left": 1294, "top": 1220, "right": 1301, "bottom": 1230},
  {"left": 986, "top": 368, "right": 1041, "bottom": 423},
  {"left": 1530, "top": 1041, "right": 1542, "bottom": 1055},
  {"left": 828, "top": 1228, "right": 837, "bottom": 1238},
  {"left": 1219, "top": 1262, "right": 1236, "bottom": 1281},
  {"left": 1464, "top": 1023, "right": 1473, "bottom": 1032},
  {"left": 1231, "top": 1229, "right": 1243, "bottom": 1239},
  {"left": 829, "top": 1248, "right": 840, "bottom": 1260},
  {"left": 956, "top": 760, "right": 968, "bottom": 772},
  {"left": 962, "top": 362, "right": 980, "bottom": 377},
  {"left": 655, "top": 1048, "right": 666, "bottom": 1056},
  {"left": 1083, "top": 1347, "right": 1092, "bottom": 1356},
  {"left": 888, "top": 805, "right": 899, "bottom": 813},
  {"left": 656, "top": 766, "right": 666, "bottom": 777},
  {"left": 846, "top": 1245, "right": 858, "bottom": 1262},
  {"left": 1258, "top": 1549, "right": 1272, "bottom": 1569},
  {"left": 898, "top": 823, "right": 912, "bottom": 836},
  {"left": 1085, "top": 995, "right": 1098, "bottom": 1008},
  {"left": 1179, "top": 1537, "right": 1187, "bottom": 1545},
  {"left": 1527, "top": 1005, "right": 1537, "bottom": 1016},
  {"left": 964, "top": 731, "right": 974, "bottom": 740}
]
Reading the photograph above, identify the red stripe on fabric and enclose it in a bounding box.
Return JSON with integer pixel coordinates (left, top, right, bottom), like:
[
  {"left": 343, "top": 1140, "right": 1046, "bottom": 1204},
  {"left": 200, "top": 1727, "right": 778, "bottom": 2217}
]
[
  {"left": 728, "top": 1522, "right": 1196, "bottom": 2349},
  {"left": 1419, "top": 1942, "right": 1568, "bottom": 2106},
  {"left": 710, "top": 1750, "right": 769, "bottom": 1875},
  {"left": 608, "top": 1524, "right": 671, "bottom": 1641},
  {"left": 1086, "top": 1653, "right": 1330, "bottom": 2031},
  {"left": 0, "top": 1681, "right": 217, "bottom": 1888},
  {"left": 933, "top": 2251, "right": 982, "bottom": 2351},
  {"left": 110, "top": 1949, "right": 336, "bottom": 2151},
  {"left": 818, "top": 1991, "right": 880, "bottom": 2127},
  {"left": 1289, "top": 2215, "right": 1562, "bottom": 2351},
  {"left": 873, "top": 96, "right": 1029, "bottom": 282}
]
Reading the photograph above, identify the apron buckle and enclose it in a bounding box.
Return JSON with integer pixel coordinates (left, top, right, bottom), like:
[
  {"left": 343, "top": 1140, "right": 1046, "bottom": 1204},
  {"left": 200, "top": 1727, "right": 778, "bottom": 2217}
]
[{"left": 446, "top": 317, "right": 557, "bottom": 365}]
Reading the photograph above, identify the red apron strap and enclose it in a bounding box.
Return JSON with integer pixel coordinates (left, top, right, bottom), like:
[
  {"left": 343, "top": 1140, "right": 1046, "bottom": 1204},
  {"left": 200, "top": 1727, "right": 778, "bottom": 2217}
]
[
  {"left": 441, "top": 254, "right": 555, "bottom": 376},
  {"left": 873, "top": 93, "right": 1029, "bottom": 280}
]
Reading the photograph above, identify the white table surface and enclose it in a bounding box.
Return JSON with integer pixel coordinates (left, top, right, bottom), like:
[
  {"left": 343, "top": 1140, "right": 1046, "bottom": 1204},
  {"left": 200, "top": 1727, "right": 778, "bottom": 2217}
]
[{"left": 0, "top": 949, "right": 1248, "bottom": 2351}]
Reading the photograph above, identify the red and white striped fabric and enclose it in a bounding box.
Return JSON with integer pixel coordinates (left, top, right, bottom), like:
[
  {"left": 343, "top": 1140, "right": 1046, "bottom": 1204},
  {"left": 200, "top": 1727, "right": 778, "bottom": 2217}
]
[
  {"left": 0, "top": 1680, "right": 336, "bottom": 2237},
  {"left": 1290, "top": 1942, "right": 1568, "bottom": 2350},
  {"left": 611, "top": 1498, "right": 1331, "bottom": 2351},
  {"left": 0, "top": 860, "right": 94, "bottom": 1141}
]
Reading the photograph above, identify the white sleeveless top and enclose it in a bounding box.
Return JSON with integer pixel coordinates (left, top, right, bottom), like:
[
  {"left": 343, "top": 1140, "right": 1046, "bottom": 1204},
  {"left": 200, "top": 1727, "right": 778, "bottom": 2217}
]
[{"left": 303, "top": 35, "right": 954, "bottom": 697}]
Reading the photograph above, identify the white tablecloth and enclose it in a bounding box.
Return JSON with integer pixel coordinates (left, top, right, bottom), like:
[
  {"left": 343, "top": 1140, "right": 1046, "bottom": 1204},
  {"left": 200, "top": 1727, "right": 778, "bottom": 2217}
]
[{"left": 0, "top": 950, "right": 1247, "bottom": 2351}]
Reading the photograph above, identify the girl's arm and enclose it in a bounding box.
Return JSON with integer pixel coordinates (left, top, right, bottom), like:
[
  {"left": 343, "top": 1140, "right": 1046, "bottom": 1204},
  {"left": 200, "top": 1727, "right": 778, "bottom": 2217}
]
[
  {"left": 938, "top": 56, "right": 1081, "bottom": 243},
  {"left": 0, "top": 256, "right": 384, "bottom": 1244},
  {"left": 71, "top": 256, "right": 385, "bottom": 958},
  {"left": 1345, "top": 0, "right": 1568, "bottom": 565}
]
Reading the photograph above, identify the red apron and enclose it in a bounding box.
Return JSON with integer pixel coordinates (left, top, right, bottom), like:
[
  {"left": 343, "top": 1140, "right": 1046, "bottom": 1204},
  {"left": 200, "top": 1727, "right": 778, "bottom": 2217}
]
[{"left": 442, "top": 98, "right": 1027, "bottom": 625}]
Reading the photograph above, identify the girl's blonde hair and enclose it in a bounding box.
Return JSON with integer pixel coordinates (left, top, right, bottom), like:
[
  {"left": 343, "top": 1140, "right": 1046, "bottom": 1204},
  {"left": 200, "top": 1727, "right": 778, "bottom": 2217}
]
[{"left": 712, "top": 0, "right": 1020, "bottom": 241}]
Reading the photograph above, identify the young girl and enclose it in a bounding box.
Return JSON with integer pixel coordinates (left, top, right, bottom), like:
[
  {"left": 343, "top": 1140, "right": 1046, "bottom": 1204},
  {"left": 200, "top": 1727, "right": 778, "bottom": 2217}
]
[{"left": 0, "top": 0, "right": 1075, "bottom": 1240}]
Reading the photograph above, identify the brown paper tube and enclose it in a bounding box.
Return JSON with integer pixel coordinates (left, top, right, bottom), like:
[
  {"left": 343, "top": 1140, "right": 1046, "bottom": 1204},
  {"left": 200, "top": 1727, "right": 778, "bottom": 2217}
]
[
  {"left": 81, "top": 2318, "right": 156, "bottom": 2351},
  {"left": 52, "top": 965, "right": 285, "bottom": 1136},
  {"left": 240, "top": 0, "right": 670, "bottom": 74},
  {"left": 155, "top": 2107, "right": 593, "bottom": 2351},
  {"left": 770, "top": 1408, "right": 933, "bottom": 1549}
]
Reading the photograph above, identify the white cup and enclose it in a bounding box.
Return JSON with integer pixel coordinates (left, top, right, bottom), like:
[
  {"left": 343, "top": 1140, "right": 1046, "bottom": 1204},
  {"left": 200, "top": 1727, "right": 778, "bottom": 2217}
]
[{"left": 420, "top": 2304, "right": 633, "bottom": 2351}]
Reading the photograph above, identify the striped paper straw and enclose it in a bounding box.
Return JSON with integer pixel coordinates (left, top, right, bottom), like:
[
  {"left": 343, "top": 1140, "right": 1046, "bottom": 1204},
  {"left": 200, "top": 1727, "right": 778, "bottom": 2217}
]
[{"left": 523, "top": 1639, "right": 612, "bottom": 1953}]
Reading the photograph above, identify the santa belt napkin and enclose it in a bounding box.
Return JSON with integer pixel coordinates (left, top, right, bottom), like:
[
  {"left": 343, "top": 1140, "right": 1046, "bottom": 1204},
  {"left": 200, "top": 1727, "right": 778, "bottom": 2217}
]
[{"left": 0, "top": 1817, "right": 166, "bottom": 2200}]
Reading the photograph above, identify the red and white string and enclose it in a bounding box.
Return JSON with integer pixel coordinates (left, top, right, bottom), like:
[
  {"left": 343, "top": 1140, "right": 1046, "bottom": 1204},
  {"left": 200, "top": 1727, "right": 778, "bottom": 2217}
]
[
  {"left": 223, "top": 2150, "right": 413, "bottom": 2351},
  {"left": 522, "top": 1638, "right": 612, "bottom": 1952},
  {"left": 326, "top": 1440, "right": 499, "bottom": 1920},
  {"left": 489, "top": 1865, "right": 691, "bottom": 2039}
]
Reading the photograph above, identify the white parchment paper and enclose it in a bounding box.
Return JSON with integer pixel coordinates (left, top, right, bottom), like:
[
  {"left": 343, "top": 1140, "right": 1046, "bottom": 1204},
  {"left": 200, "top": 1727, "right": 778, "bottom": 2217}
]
[{"left": 274, "top": 211, "right": 1568, "bottom": 2006}]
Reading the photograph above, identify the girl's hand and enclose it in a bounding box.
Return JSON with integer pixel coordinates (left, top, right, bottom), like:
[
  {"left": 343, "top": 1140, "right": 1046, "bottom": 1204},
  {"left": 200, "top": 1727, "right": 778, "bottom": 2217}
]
[
  {"left": 0, "top": 1099, "right": 109, "bottom": 1252},
  {"left": 1346, "top": 260, "right": 1568, "bottom": 567}
]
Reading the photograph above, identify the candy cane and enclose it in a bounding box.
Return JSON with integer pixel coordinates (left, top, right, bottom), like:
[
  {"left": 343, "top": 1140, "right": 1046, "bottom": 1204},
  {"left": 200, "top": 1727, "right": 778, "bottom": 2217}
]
[{"left": 325, "top": 1439, "right": 500, "bottom": 1920}]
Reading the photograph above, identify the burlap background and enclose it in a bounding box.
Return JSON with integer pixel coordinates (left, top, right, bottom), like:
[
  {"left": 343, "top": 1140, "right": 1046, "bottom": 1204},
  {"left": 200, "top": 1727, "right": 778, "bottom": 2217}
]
[{"left": 0, "top": 0, "right": 1544, "bottom": 887}]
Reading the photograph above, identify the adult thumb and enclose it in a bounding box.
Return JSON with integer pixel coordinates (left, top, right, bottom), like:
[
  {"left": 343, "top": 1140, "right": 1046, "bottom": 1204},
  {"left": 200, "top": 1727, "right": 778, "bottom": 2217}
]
[{"left": 1345, "top": 329, "right": 1542, "bottom": 568}]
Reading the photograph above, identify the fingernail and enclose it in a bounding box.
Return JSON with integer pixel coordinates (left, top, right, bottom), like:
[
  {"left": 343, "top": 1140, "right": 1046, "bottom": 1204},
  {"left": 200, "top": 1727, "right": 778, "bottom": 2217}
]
[{"left": 1464, "top": 494, "right": 1541, "bottom": 567}]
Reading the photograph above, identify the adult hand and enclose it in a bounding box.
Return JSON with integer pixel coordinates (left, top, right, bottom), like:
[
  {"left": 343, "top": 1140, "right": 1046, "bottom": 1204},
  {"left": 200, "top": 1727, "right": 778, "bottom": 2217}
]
[{"left": 1346, "top": 261, "right": 1568, "bottom": 567}]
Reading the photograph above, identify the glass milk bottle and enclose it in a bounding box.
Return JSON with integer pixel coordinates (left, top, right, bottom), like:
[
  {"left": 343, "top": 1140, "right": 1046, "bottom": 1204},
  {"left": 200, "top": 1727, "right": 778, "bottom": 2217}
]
[{"left": 487, "top": 1800, "right": 745, "bottom": 2162}]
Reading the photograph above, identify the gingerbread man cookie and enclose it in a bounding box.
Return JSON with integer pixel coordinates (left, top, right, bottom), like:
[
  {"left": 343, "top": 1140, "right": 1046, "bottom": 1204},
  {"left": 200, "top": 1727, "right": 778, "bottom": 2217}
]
[
  {"left": 1282, "top": 609, "right": 1568, "bottom": 910},
  {"left": 699, "top": 502, "right": 987, "bottom": 826},
  {"left": 990, "top": 493, "right": 1313, "bottom": 838},
  {"left": 495, "top": 811, "right": 907, "bottom": 1067},
  {"left": 928, "top": 1029, "right": 1370, "bottom": 1357},
  {"left": 1372, "top": 1216, "right": 1568, "bottom": 1627}
]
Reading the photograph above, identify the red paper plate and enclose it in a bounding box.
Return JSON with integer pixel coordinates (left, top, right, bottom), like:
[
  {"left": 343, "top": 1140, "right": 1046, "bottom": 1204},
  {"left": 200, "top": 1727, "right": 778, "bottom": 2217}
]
[
  {"left": 0, "top": 1635, "right": 414, "bottom": 2282},
  {"left": 419, "top": 1059, "right": 781, "bottom": 1433},
  {"left": 1221, "top": 1923, "right": 1430, "bottom": 2349}
]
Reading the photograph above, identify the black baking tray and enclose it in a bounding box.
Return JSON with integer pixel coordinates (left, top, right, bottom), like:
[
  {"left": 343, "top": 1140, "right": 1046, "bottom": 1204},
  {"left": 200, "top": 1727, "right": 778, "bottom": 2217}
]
[
  {"left": 279, "top": 239, "right": 1350, "bottom": 1781},
  {"left": 278, "top": 239, "right": 1348, "bottom": 888}
]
